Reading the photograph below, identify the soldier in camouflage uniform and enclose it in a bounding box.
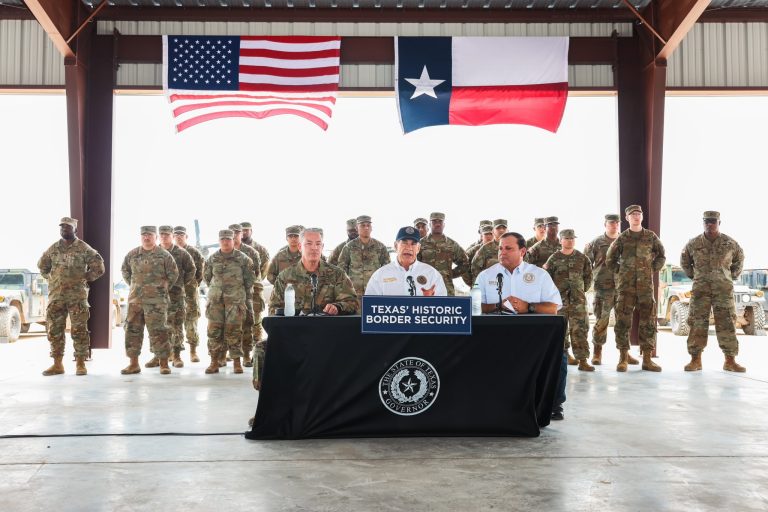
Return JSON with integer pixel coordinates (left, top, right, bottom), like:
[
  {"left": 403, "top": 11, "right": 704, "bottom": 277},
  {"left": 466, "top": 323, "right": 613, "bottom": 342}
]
[
  {"left": 338, "top": 215, "right": 390, "bottom": 297},
  {"left": 229, "top": 223, "right": 263, "bottom": 368},
  {"left": 464, "top": 224, "right": 494, "bottom": 286},
  {"left": 681, "top": 211, "right": 746, "bottom": 372},
  {"left": 120, "top": 226, "right": 179, "bottom": 375},
  {"left": 583, "top": 214, "right": 639, "bottom": 366},
  {"left": 417, "top": 212, "right": 469, "bottom": 296},
  {"left": 470, "top": 218, "right": 508, "bottom": 281},
  {"left": 546, "top": 229, "right": 594, "bottom": 372},
  {"left": 156, "top": 225, "right": 196, "bottom": 369},
  {"left": 204, "top": 229, "right": 255, "bottom": 375},
  {"left": 328, "top": 218, "right": 358, "bottom": 266},
  {"left": 266, "top": 225, "right": 303, "bottom": 284},
  {"left": 173, "top": 226, "right": 205, "bottom": 362},
  {"left": 414, "top": 217, "right": 429, "bottom": 240},
  {"left": 526, "top": 218, "right": 546, "bottom": 249},
  {"left": 258, "top": 228, "right": 358, "bottom": 389},
  {"left": 37, "top": 217, "right": 105, "bottom": 376},
  {"left": 606, "top": 205, "right": 666, "bottom": 372},
  {"left": 526, "top": 216, "right": 562, "bottom": 267},
  {"left": 240, "top": 221, "right": 270, "bottom": 280},
  {"left": 465, "top": 220, "right": 493, "bottom": 253}
]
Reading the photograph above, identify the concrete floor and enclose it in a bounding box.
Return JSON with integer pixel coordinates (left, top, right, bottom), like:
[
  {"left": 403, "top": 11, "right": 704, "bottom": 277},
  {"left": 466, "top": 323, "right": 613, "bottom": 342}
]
[{"left": 1, "top": 323, "right": 767, "bottom": 512}]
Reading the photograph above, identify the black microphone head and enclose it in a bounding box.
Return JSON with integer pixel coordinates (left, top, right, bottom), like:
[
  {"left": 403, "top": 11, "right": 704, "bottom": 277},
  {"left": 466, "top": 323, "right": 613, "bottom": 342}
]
[
  {"left": 497, "top": 273, "right": 503, "bottom": 282},
  {"left": 406, "top": 276, "right": 415, "bottom": 284}
]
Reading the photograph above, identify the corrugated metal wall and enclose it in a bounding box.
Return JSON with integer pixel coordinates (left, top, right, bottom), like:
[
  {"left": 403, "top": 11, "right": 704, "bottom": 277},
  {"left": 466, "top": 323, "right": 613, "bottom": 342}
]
[{"left": 0, "top": 20, "right": 65, "bottom": 86}]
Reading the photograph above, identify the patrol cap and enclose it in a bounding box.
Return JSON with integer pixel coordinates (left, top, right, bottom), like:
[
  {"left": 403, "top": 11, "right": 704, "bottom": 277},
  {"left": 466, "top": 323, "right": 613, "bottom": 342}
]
[
  {"left": 285, "top": 225, "right": 302, "bottom": 236},
  {"left": 545, "top": 216, "right": 559, "bottom": 225},
  {"left": 703, "top": 211, "right": 720, "bottom": 220},
  {"left": 59, "top": 217, "right": 78, "bottom": 229},
  {"left": 493, "top": 218, "right": 508, "bottom": 228},
  {"left": 141, "top": 226, "right": 157, "bottom": 235},
  {"left": 159, "top": 225, "right": 174, "bottom": 235},
  {"left": 173, "top": 226, "right": 187, "bottom": 234},
  {"left": 240, "top": 221, "right": 253, "bottom": 229},
  {"left": 396, "top": 226, "right": 421, "bottom": 243},
  {"left": 228, "top": 223, "right": 242, "bottom": 232},
  {"left": 356, "top": 215, "right": 372, "bottom": 224},
  {"left": 413, "top": 217, "right": 428, "bottom": 227},
  {"left": 480, "top": 225, "right": 493, "bottom": 234},
  {"left": 604, "top": 214, "right": 620, "bottom": 222},
  {"left": 559, "top": 229, "right": 577, "bottom": 239},
  {"left": 625, "top": 205, "right": 643, "bottom": 215},
  {"left": 479, "top": 219, "right": 492, "bottom": 228},
  {"left": 534, "top": 217, "right": 545, "bottom": 227},
  {"left": 429, "top": 212, "right": 446, "bottom": 221},
  {"left": 219, "top": 229, "right": 234, "bottom": 240},
  {"left": 346, "top": 218, "right": 357, "bottom": 229}
]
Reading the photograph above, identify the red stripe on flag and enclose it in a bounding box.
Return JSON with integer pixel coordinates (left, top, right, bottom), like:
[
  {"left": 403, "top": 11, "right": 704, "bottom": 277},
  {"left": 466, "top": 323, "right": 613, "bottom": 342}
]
[
  {"left": 172, "top": 99, "right": 333, "bottom": 118},
  {"left": 448, "top": 83, "right": 568, "bottom": 133},
  {"left": 239, "top": 48, "right": 340, "bottom": 60},
  {"left": 169, "top": 93, "right": 337, "bottom": 104},
  {"left": 240, "top": 36, "right": 341, "bottom": 44},
  {"left": 238, "top": 65, "right": 340, "bottom": 78},
  {"left": 238, "top": 82, "right": 338, "bottom": 92},
  {"left": 176, "top": 108, "right": 329, "bottom": 132}
]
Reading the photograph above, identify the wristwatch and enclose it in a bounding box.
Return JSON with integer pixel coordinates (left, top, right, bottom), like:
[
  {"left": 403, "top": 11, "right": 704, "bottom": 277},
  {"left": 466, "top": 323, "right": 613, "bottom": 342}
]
[{"left": 528, "top": 303, "right": 536, "bottom": 314}]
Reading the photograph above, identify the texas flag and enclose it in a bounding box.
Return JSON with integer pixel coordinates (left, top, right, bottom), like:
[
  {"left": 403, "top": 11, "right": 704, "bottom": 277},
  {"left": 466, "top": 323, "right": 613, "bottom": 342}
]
[{"left": 395, "top": 37, "right": 569, "bottom": 134}]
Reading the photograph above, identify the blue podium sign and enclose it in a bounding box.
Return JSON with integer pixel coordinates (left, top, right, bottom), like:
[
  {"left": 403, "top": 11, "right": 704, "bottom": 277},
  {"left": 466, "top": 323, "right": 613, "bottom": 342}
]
[{"left": 361, "top": 295, "right": 472, "bottom": 335}]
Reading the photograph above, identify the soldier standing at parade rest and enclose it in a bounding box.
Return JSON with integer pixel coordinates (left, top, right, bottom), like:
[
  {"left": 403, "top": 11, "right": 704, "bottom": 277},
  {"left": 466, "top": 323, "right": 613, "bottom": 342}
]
[
  {"left": 328, "top": 218, "right": 358, "bottom": 266},
  {"left": 526, "top": 217, "right": 546, "bottom": 249},
  {"left": 413, "top": 217, "right": 429, "bottom": 240},
  {"left": 37, "top": 217, "right": 105, "bottom": 376},
  {"left": 545, "top": 229, "right": 595, "bottom": 372},
  {"left": 173, "top": 226, "right": 205, "bottom": 363},
  {"left": 465, "top": 220, "right": 493, "bottom": 253},
  {"left": 470, "top": 218, "right": 508, "bottom": 280},
  {"left": 417, "top": 212, "right": 469, "bottom": 296},
  {"left": 526, "top": 216, "right": 562, "bottom": 267},
  {"left": 338, "top": 215, "right": 391, "bottom": 297},
  {"left": 681, "top": 211, "right": 747, "bottom": 372},
  {"left": 366, "top": 226, "right": 447, "bottom": 296},
  {"left": 120, "top": 226, "right": 179, "bottom": 375},
  {"left": 464, "top": 224, "right": 494, "bottom": 286},
  {"left": 266, "top": 225, "right": 303, "bottom": 284},
  {"left": 204, "top": 229, "right": 254, "bottom": 375},
  {"left": 240, "top": 221, "right": 269, "bottom": 350},
  {"left": 156, "top": 225, "right": 196, "bottom": 369},
  {"left": 228, "top": 223, "right": 263, "bottom": 368},
  {"left": 605, "top": 205, "right": 666, "bottom": 372}
]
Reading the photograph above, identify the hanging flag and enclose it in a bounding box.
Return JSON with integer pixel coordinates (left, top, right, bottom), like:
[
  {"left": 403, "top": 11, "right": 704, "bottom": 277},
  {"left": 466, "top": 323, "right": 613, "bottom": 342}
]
[
  {"left": 395, "top": 37, "right": 569, "bottom": 134},
  {"left": 162, "top": 35, "right": 341, "bottom": 132}
]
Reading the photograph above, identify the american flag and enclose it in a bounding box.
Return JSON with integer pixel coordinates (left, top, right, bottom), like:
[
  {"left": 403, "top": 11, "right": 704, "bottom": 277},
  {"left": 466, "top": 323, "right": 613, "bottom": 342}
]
[{"left": 162, "top": 35, "right": 341, "bottom": 132}]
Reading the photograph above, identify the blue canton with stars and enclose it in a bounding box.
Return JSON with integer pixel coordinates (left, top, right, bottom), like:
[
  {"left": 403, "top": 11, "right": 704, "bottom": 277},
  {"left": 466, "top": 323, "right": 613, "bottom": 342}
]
[{"left": 167, "top": 36, "right": 240, "bottom": 91}]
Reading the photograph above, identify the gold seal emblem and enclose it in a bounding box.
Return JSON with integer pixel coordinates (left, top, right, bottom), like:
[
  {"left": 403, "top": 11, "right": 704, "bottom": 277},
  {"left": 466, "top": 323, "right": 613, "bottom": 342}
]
[
  {"left": 416, "top": 275, "right": 428, "bottom": 285},
  {"left": 523, "top": 273, "right": 535, "bottom": 283}
]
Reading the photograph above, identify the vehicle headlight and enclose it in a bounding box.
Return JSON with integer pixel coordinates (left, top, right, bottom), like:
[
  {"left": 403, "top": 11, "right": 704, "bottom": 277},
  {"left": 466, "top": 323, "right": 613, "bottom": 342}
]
[
  {"left": 683, "top": 291, "right": 692, "bottom": 298},
  {"left": 742, "top": 294, "right": 751, "bottom": 302},
  {"left": 756, "top": 290, "right": 765, "bottom": 298}
]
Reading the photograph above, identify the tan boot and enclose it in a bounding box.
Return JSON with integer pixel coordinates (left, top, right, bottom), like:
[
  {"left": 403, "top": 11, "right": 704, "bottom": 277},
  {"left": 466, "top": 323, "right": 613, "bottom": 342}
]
[
  {"left": 627, "top": 351, "right": 640, "bottom": 365},
  {"left": 591, "top": 345, "right": 602, "bottom": 365},
  {"left": 684, "top": 353, "right": 702, "bottom": 372},
  {"left": 233, "top": 357, "right": 243, "bottom": 374},
  {"left": 144, "top": 356, "right": 159, "bottom": 368},
  {"left": 723, "top": 355, "right": 746, "bottom": 373},
  {"left": 616, "top": 349, "right": 629, "bottom": 372},
  {"left": 243, "top": 351, "right": 253, "bottom": 368},
  {"left": 121, "top": 356, "right": 141, "bottom": 375},
  {"left": 642, "top": 350, "right": 662, "bottom": 372},
  {"left": 218, "top": 353, "right": 227, "bottom": 367},
  {"left": 75, "top": 356, "right": 87, "bottom": 376},
  {"left": 189, "top": 346, "right": 200, "bottom": 363},
  {"left": 205, "top": 355, "right": 220, "bottom": 374},
  {"left": 566, "top": 352, "right": 578, "bottom": 365},
  {"left": 172, "top": 349, "right": 184, "bottom": 368},
  {"left": 578, "top": 358, "right": 595, "bottom": 372},
  {"left": 159, "top": 357, "right": 171, "bottom": 375},
  {"left": 42, "top": 356, "right": 65, "bottom": 376}
]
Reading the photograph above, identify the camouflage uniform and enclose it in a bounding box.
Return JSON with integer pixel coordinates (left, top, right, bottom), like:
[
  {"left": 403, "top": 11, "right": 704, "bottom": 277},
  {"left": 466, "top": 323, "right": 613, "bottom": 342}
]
[
  {"left": 470, "top": 240, "right": 500, "bottom": 282},
  {"left": 526, "top": 238, "right": 562, "bottom": 268},
  {"left": 526, "top": 217, "right": 546, "bottom": 249},
  {"left": 242, "top": 235, "right": 270, "bottom": 280},
  {"left": 181, "top": 242, "right": 205, "bottom": 348},
  {"left": 234, "top": 239, "right": 263, "bottom": 357},
  {"left": 681, "top": 229, "right": 744, "bottom": 357},
  {"left": 464, "top": 224, "right": 493, "bottom": 286},
  {"left": 338, "top": 237, "right": 390, "bottom": 296},
  {"left": 240, "top": 222, "right": 270, "bottom": 344},
  {"left": 328, "top": 218, "right": 357, "bottom": 266},
  {"left": 606, "top": 224, "right": 666, "bottom": 352},
  {"left": 584, "top": 231, "right": 619, "bottom": 348},
  {"left": 37, "top": 236, "right": 105, "bottom": 358},
  {"left": 546, "top": 247, "right": 593, "bottom": 360},
  {"left": 164, "top": 241, "right": 196, "bottom": 355},
  {"left": 266, "top": 238, "right": 302, "bottom": 284},
  {"left": 418, "top": 233, "right": 469, "bottom": 296},
  {"left": 121, "top": 244, "right": 179, "bottom": 358},
  {"left": 204, "top": 248, "right": 255, "bottom": 359}
]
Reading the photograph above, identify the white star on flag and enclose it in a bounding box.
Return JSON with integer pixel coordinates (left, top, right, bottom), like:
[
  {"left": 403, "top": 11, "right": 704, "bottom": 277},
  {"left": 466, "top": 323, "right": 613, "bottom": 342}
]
[{"left": 405, "top": 66, "right": 445, "bottom": 99}]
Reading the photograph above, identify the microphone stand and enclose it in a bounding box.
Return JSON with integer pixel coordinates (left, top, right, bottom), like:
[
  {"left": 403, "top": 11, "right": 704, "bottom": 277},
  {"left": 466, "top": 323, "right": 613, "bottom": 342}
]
[
  {"left": 308, "top": 273, "right": 320, "bottom": 316},
  {"left": 496, "top": 274, "right": 504, "bottom": 314},
  {"left": 407, "top": 276, "right": 416, "bottom": 297}
]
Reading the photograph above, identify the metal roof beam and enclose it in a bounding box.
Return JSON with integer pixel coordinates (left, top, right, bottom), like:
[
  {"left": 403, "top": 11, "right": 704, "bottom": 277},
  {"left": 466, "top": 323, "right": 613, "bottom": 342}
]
[
  {"left": 656, "top": 0, "right": 711, "bottom": 61},
  {"left": 23, "top": 0, "right": 78, "bottom": 58}
]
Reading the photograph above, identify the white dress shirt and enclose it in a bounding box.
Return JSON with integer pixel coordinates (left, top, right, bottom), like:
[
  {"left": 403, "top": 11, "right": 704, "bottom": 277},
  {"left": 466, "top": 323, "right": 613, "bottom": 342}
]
[
  {"left": 365, "top": 259, "right": 447, "bottom": 296},
  {"left": 475, "top": 261, "right": 562, "bottom": 312}
]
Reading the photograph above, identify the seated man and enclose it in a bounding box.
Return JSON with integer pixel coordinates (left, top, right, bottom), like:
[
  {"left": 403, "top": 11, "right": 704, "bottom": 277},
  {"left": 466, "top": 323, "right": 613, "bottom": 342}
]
[{"left": 365, "top": 226, "right": 447, "bottom": 296}]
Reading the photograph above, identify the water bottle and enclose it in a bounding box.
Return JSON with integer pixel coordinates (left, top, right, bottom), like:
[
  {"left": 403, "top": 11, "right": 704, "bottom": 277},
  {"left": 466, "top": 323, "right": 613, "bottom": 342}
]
[
  {"left": 284, "top": 283, "right": 296, "bottom": 317},
  {"left": 471, "top": 284, "right": 482, "bottom": 316}
]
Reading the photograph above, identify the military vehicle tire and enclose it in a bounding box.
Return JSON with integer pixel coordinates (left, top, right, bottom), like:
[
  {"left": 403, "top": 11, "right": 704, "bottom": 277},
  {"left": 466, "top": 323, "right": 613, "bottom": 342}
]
[
  {"left": 670, "top": 302, "right": 690, "bottom": 336},
  {"left": 0, "top": 306, "right": 22, "bottom": 343},
  {"left": 743, "top": 305, "right": 766, "bottom": 336}
]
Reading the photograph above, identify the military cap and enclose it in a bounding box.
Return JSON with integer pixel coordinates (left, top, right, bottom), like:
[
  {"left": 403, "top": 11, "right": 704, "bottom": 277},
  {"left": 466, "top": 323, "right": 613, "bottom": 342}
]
[
  {"left": 479, "top": 219, "right": 492, "bottom": 228},
  {"left": 141, "top": 226, "right": 157, "bottom": 235},
  {"left": 219, "top": 229, "right": 234, "bottom": 240},
  {"left": 59, "top": 216, "right": 78, "bottom": 229},
  {"left": 413, "top": 217, "right": 428, "bottom": 227},
  {"left": 228, "top": 223, "right": 242, "bottom": 232},
  {"left": 545, "top": 216, "right": 559, "bottom": 225},
  {"left": 625, "top": 205, "right": 643, "bottom": 215},
  {"left": 703, "top": 211, "right": 720, "bottom": 220},
  {"left": 429, "top": 212, "right": 446, "bottom": 221},
  {"left": 346, "top": 218, "right": 357, "bottom": 229},
  {"left": 480, "top": 225, "right": 493, "bottom": 234},
  {"left": 396, "top": 226, "right": 421, "bottom": 243},
  {"left": 559, "top": 229, "right": 577, "bottom": 239},
  {"left": 493, "top": 218, "right": 508, "bottom": 228},
  {"left": 356, "top": 215, "right": 372, "bottom": 224},
  {"left": 240, "top": 221, "right": 252, "bottom": 229},
  {"left": 534, "top": 217, "right": 545, "bottom": 227},
  {"left": 285, "top": 225, "right": 302, "bottom": 236},
  {"left": 159, "top": 225, "right": 174, "bottom": 235},
  {"left": 604, "top": 214, "right": 620, "bottom": 222},
  {"left": 173, "top": 225, "right": 187, "bottom": 234}
]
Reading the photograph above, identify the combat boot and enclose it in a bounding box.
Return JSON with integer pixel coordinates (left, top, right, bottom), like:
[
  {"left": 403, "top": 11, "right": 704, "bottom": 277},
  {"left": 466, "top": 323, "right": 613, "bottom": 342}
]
[
  {"left": 218, "top": 352, "right": 227, "bottom": 367},
  {"left": 121, "top": 356, "right": 141, "bottom": 375},
  {"left": 627, "top": 352, "right": 640, "bottom": 365},
  {"left": 42, "top": 356, "right": 65, "bottom": 376},
  {"left": 684, "top": 353, "right": 702, "bottom": 372},
  {"left": 566, "top": 352, "right": 578, "bottom": 365},
  {"left": 189, "top": 345, "right": 200, "bottom": 363},
  {"left": 577, "top": 359, "right": 595, "bottom": 372},
  {"left": 205, "top": 354, "right": 220, "bottom": 374},
  {"left": 144, "top": 356, "right": 159, "bottom": 368},
  {"left": 233, "top": 357, "right": 244, "bottom": 374},
  {"left": 159, "top": 357, "right": 171, "bottom": 375},
  {"left": 75, "top": 356, "right": 87, "bottom": 376},
  {"left": 172, "top": 349, "right": 184, "bottom": 368},
  {"left": 243, "top": 350, "right": 253, "bottom": 368},
  {"left": 591, "top": 345, "right": 602, "bottom": 365},
  {"left": 642, "top": 351, "right": 662, "bottom": 372},
  {"left": 723, "top": 355, "right": 746, "bottom": 373},
  {"left": 616, "top": 349, "right": 629, "bottom": 372}
]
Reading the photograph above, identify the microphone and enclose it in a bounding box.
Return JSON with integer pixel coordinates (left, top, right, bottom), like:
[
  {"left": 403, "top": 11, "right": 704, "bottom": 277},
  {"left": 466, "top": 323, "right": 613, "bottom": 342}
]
[
  {"left": 496, "top": 273, "right": 504, "bottom": 313},
  {"left": 406, "top": 276, "right": 416, "bottom": 297},
  {"left": 309, "top": 273, "right": 319, "bottom": 315}
]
